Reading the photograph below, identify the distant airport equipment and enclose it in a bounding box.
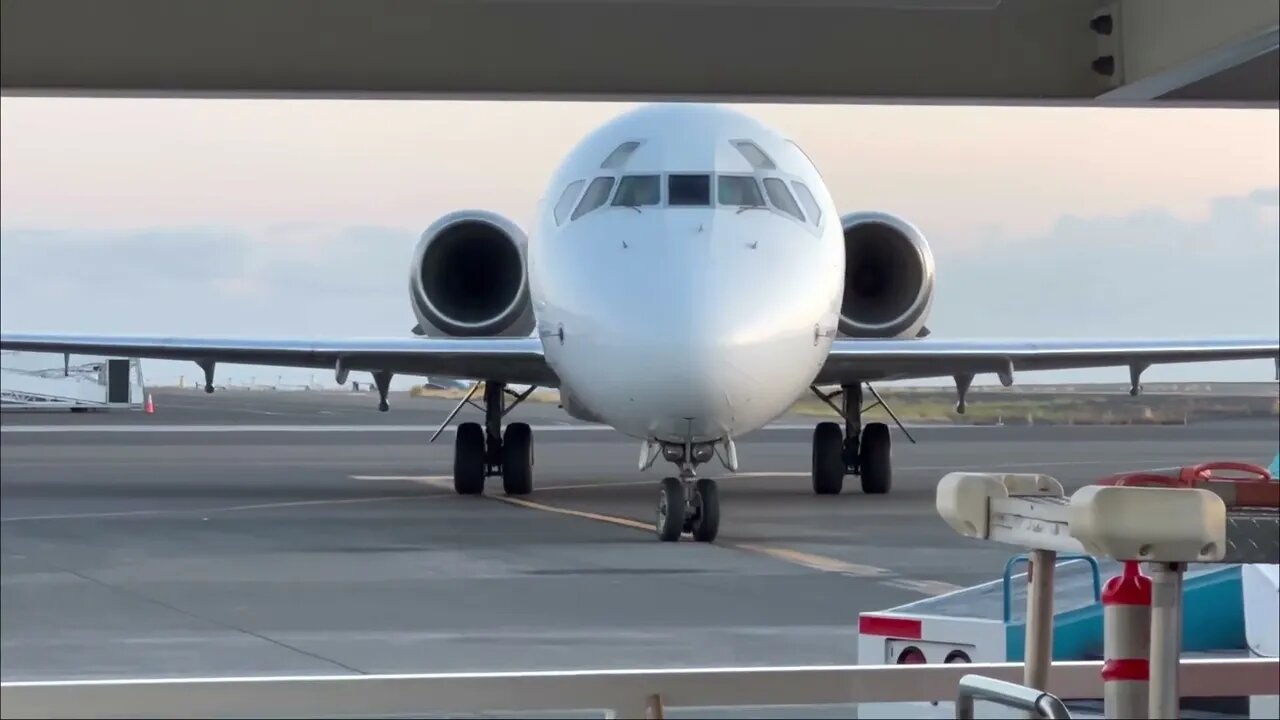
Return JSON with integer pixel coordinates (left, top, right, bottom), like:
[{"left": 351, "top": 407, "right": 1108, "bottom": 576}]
[
  {"left": 0, "top": 350, "right": 144, "bottom": 411},
  {"left": 864, "top": 468, "right": 1278, "bottom": 719},
  {"left": 855, "top": 555, "right": 1243, "bottom": 718},
  {"left": 2, "top": 103, "right": 1276, "bottom": 541}
]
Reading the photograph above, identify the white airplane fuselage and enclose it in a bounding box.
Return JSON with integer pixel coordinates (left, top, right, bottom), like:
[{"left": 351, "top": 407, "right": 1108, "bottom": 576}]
[{"left": 526, "top": 104, "right": 846, "bottom": 444}]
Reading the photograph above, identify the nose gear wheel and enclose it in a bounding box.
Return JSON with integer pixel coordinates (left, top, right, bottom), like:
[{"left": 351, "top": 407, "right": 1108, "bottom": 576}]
[{"left": 655, "top": 474, "right": 720, "bottom": 543}]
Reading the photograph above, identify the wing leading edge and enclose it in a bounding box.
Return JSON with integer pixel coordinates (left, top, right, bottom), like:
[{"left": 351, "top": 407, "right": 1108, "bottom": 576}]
[
  {"left": 0, "top": 333, "right": 558, "bottom": 387},
  {"left": 3, "top": 333, "right": 1275, "bottom": 394},
  {"left": 816, "top": 337, "right": 1280, "bottom": 386}
]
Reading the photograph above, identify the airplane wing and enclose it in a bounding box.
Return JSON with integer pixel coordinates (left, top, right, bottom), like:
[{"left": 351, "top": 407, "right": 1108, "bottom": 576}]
[
  {"left": 815, "top": 337, "right": 1279, "bottom": 386},
  {"left": 0, "top": 333, "right": 558, "bottom": 387}
]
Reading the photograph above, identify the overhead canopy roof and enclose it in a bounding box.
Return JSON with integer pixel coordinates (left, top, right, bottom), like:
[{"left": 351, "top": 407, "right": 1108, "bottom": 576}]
[{"left": 1, "top": 0, "right": 1276, "bottom": 106}]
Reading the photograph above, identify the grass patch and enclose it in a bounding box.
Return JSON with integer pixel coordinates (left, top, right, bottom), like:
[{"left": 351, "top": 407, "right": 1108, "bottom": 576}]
[
  {"left": 793, "top": 390, "right": 1278, "bottom": 425},
  {"left": 405, "top": 384, "right": 1277, "bottom": 426},
  {"left": 408, "top": 383, "right": 560, "bottom": 403}
]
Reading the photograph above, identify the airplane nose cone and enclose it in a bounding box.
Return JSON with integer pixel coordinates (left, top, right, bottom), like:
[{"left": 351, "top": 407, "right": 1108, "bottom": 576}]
[
  {"left": 562, "top": 263, "right": 730, "bottom": 435},
  {"left": 547, "top": 211, "right": 833, "bottom": 442}
]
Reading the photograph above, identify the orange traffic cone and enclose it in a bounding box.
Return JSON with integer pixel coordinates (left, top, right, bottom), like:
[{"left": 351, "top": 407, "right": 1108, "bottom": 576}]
[{"left": 144, "top": 394, "right": 155, "bottom": 414}]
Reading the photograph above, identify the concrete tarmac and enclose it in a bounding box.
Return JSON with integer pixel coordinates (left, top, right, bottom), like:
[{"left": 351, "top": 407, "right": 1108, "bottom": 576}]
[{"left": 3, "top": 390, "right": 1277, "bottom": 699}]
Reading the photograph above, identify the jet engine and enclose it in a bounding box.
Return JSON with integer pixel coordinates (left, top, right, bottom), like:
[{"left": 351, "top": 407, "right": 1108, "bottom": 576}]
[
  {"left": 837, "top": 211, "right": 935, "bottom": 338},
  {"left": 409, "top": 210, "right": 535, "bottom": 338}
]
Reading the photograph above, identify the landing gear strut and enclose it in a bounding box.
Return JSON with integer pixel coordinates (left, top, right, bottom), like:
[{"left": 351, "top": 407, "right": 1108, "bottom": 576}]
[
  {"left": 810, "top": 383, "right": 897, "bottom": 495},
  {"left": 449, "top": 381, "right": 537, "bottom": 496},
  {"left": 652, "top": 441, "right": 722, "bottom": 543}
]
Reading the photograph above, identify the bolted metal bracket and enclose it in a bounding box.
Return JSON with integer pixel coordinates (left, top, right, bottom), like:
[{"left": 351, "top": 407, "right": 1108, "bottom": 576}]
[
  {"left": 372, "top": 370, "right": 393, "bottom": 412},
  {"left": 1090, "top": 2, "right": 1123, "bottom": 89},
  {"left": 715, "top": 436, "right": 740, "bottom": 472},
  {"left": 997, "top": 359, "right": 1015, "bottom": 388},
  {"left": 813, "top": 324, "right": 837, "bottom": 346},
  {"left": 197, "top": 360, "right": 216, "bottom": 393},
  {"left": 335, "top": 357, "right": 350, "bottom": 386},
  {"left": 639, "top": 439, "right": 661, "bottom": 471},
  {"left": 1129, "top": 362, "right": 1149, "bottom": 397},
  {"left": 539, "top": 324, "right": 565, "bottom": 346},
  {"left": 954, "top": 372, "right": 974, "bottom": 414}
]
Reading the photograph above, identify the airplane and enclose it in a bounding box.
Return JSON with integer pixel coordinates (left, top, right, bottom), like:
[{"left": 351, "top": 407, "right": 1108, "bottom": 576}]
[{"left": 2, "top": 103, "right": 1276, "bottom": 544}]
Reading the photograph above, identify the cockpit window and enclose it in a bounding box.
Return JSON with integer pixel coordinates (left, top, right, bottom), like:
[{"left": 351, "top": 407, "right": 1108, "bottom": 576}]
[
  {"left": 731, "top": 140, "right": 776, "bottom": 170},
  {"left": 791, "top": 181, "right": 822, "bottom": 225},
  {"left": 717, "top": 175, "right": 765, "bottom": 207},
  {"left": 571, "top": 176, "right": 616, "bottom": 220},
  {"left": 553, "top": 179, "right": 585, "bottom": 224},
  {"left": 669, "top": 174, "right": 711, "bottom": 206},
  {"left": 600, "top": 141, "right": 641, "bottom": 169},
  {"left": 612, "top": 175, "right": 661, "bottom": 207},
  {"left": 763, "top": 177, "right": 805, "bottom": 221}
]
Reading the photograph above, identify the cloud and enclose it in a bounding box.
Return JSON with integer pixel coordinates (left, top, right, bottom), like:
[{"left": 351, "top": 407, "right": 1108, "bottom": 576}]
[
  {"left": 1248, "top": 187, "right": 1280, "bottom": 207},
  {"left": 2, "top": 188, "right": 1276, "bottom": 384},
  {"left": 929, "top": 187, "right": 1280, "bottom": 343},
  {"left": 909, "top": 188, "right": 1278, "bottom": 383},
  {"left": 1, "top": 225, "right": 419, "bottom": 338}
]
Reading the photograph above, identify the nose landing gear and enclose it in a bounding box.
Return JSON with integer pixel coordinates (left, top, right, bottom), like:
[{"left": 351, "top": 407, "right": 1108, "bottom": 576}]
[
  {"left": 657, "top": 474, "right": 721, "bottom": 543},
  {"left": 652, "top": 440, "right": 724, "bottom": 543}
]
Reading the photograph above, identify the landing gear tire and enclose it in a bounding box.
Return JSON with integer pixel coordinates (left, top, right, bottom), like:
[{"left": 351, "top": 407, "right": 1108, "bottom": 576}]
[
  {"left": 859, "top": 422, "right": 892, "bottom": 495},
  {"left": 811, "top": 421, "right": 845, "bottom": 495},
  {"left": 454, "top": 422, "right": 486, "bottom": 495},
  {"left": 656, "top": 477, "right": 685, "bottom": 542},
  {"left": 690, "top": 478, "right": 720, "bottom": 543},
  {"left": 501, "top": 422, "right": 533, "bottom": 496}
]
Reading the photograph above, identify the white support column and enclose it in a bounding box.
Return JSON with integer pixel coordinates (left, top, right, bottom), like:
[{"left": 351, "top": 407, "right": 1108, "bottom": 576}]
[{"left": 1023, "top": 549, "right": 1057, "bottom": 696}]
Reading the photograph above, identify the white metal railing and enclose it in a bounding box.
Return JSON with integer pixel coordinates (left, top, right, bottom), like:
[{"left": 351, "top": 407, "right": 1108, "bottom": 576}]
[
  {"left": 2, "top": 658, "right": 1275, "bottom": 719},
  {"left": 955, "top": 675, "right": 1071, "bottom": 720}
]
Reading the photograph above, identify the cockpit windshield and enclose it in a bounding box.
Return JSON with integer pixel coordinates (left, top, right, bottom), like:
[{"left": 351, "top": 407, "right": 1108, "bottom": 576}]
[
  {"left": 791, "top": 181, "right": 822, "bottom": 225},
  {"left": 559, "top": 165, "right": 817, "bottom": 227},
  {"left": 668, "top": 174, "right": 711, "bottom": 206},
  {"left": 571, "top": 176, "right": 616, "bottom": 220},
  {"left": 612, "top": 175, "right": 661, "bottom": 207},
  {"left": 762, "top": 178, "right": 805, "bottom": 222},
  {"left": 717, "top": 175, "right": 765, "bottom": 207}
]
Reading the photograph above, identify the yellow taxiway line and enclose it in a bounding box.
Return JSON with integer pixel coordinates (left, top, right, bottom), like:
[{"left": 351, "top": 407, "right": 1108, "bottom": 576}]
[{"left": 346, "top": 472, "right": 962, "bottom": 594}]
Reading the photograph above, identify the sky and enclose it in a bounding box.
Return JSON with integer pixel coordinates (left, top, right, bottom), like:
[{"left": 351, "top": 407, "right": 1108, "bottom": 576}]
[{"left": 1, "top": 97, "right": 1277, "bottom": 389}]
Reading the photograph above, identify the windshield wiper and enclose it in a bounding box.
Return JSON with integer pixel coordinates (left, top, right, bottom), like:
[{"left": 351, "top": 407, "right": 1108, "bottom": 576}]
[{"left": 736, "top": 204, "right": 768, "bottom": 214}]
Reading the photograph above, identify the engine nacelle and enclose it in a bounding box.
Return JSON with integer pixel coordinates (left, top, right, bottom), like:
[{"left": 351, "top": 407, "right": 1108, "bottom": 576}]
[
  {"left": 409, "top": 210, "right": 535, "bottom": 338},
  {"left": 838, "top": 211, "right": 935, "bottom": 338}
]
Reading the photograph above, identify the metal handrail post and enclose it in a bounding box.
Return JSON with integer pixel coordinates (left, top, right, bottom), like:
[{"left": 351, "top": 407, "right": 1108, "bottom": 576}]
[
  {"left": 1147, "top": 561, "right": 1186, "bottom": 719},
  {"left": 1024, "top": 549, "right": 1057, "bottom": 693},
  {"left": 955, "top": 674, "right": 1072, "bottom": 720}
]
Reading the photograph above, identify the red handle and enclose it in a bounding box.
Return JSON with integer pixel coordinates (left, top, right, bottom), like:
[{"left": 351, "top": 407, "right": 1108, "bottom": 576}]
[
  {"left": 1181, "top": 461, "right": 1272, "bottom": 484},
  {"left": 1102, "top": 472, "right": 1193, "bottom": 488}
]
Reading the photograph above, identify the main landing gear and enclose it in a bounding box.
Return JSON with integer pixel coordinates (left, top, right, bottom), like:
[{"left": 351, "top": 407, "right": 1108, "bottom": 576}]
[
  {"left": 809, "top": 383, "right": 914, "bottom": 496},
  {"left": 643, "top": 439, "right": 732, "bottom": 543},
  {"left": 436, "top": 381, "right": 538, "bottom": 496}
]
